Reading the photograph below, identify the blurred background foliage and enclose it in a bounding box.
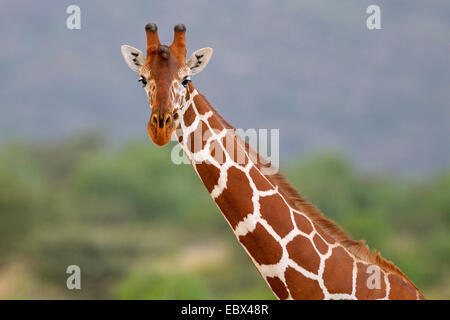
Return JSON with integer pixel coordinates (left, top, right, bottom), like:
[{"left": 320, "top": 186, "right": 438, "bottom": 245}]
[{"left": 0, "top": 133, "right": 448, "bottom": 299}]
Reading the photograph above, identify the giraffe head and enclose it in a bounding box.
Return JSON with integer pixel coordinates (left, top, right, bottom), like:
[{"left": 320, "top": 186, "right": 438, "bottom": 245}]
[{"left": 121, "top": 23, "right": 213, "bottom": 146}]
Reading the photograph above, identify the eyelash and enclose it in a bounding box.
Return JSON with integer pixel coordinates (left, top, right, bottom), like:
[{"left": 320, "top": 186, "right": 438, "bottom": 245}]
[{"left": 138, "top": 76, "right": 147, "bottom": 87}]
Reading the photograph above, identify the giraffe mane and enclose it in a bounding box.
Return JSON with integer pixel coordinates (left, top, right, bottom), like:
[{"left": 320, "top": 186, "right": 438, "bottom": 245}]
[
  {"left": 197, "top": 93, "right": 419, "bottom": 290},
  {"left": 265, "top": 172, "right": 414, "bottom": 282}
]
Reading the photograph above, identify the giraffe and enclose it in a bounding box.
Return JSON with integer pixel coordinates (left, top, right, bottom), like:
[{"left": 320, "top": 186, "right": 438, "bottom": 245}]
[{"left": 120, "top": 23, "right": 425, "bottom": 300}]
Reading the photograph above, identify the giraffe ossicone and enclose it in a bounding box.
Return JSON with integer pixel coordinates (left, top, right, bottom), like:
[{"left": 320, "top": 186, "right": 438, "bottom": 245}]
[{"left": 120, "top": 23, "right": 425, "bottom": 300}]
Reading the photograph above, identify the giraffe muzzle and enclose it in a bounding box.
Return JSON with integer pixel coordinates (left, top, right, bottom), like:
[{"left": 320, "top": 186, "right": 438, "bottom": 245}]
[{"left": 147, "top": 112, "right": 174, "bottom": 146}]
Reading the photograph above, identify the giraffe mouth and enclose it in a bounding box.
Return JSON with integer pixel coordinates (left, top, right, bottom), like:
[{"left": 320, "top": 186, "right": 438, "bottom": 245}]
[{"left": 152, "top": 136, "right": 172, "bottom": 146}]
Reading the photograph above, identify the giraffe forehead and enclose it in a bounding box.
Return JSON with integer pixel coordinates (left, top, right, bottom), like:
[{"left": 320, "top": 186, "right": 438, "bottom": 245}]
[
  {"left": 145, "top": 66, "right": 188, "bottom": 87},
  {"left": 144, "top": 51, "right": 188, "bottom": 80}
]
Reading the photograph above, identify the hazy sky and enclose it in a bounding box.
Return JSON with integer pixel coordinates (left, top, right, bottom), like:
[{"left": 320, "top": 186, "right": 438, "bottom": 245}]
[{"left": 0, "top": 1, "right": 449, "bottom": 175}]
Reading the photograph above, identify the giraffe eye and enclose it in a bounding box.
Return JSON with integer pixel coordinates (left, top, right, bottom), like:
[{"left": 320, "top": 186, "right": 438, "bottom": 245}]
[
  {"left": 138, "top": 76, "right": 147, "bottom": 87},
  {"left": 181, "top": 76, "right": 191, "bottom": 88}
]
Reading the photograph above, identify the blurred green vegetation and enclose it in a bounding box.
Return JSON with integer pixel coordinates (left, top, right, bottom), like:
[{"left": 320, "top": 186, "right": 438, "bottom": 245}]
[{"left": 0, "top": 133, "right": 448, "bottom": 299}]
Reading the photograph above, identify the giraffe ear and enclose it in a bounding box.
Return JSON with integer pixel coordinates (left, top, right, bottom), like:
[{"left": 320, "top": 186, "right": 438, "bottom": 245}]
[
  {"left": 187, "top": 47, "right": 213, "bottom": 76},
  {"left": 121, "top": 45, "right": 145, "bottom": 72}
]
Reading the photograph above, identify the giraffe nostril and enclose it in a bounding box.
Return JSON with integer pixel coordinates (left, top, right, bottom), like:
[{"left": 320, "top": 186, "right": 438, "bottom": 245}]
[
  {"left": 151, "top": 114, "right": 158, "bottom": 127},
  {"left": 165, "top": 114, "right": 172, "bottom": 125},
  {"left": 151, "top": 113, "right": 172, "bottom": 130}
]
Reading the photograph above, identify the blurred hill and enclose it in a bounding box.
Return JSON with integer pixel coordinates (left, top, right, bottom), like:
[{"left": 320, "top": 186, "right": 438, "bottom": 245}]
[
  {"left": 0, "top": 1, "right": 449, "bottom": 175},
  {"left": 0, "top": 133, "right": 448, "bottom": 299}
]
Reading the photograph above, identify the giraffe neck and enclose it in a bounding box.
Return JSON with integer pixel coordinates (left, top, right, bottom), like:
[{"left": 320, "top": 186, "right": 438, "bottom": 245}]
[{"left": 173, "top": 84, "right": 424, "bottom": 300}]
